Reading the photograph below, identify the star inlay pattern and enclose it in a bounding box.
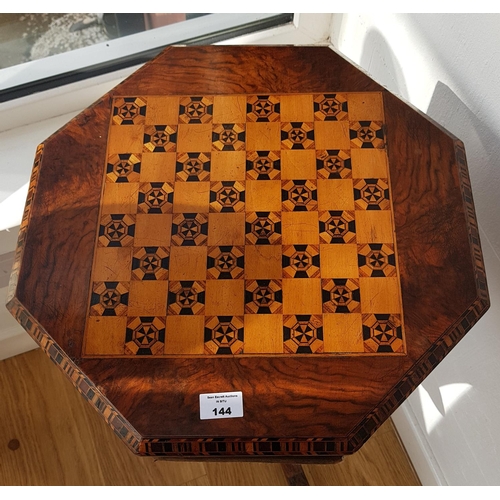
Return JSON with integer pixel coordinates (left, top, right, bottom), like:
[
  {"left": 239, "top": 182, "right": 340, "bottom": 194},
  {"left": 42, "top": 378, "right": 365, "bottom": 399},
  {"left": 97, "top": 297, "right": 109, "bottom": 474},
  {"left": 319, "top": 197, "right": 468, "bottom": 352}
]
[
  {"left": 245, "top": 211, "right": 282, "bottom": 245},
  {"left": 247, "top": 95, "right": 280, "bottom": 122},
  {"left": 179, "top": 96, "right": 213, "bottom": 124},
  {"left": 106, "top": 154, "right": 141, "bottom": 183},
  {"left": 138, "top": 182, "right": 174, "bottom": 214},
  {"left": 350, "top": 121, "right": 385, "bottom": 149},
  {"left": 171, "top": 213, "right": 208, "bottom": 246},
  {"left": 322, "top": 278, "right": 361, "bottom": 313},
  {"left": 207, "top": 246, "right": 244, "bottom": 279},
  {"left": 245, "top": 279, "right": 283, "bottom": 314},
  {"left": 313, "top": 93, "right": 348, "bottom": 121},
  {"left": 282, "top": 180, "right": 318, "bottom": 212},
  {"left": 210, "top": 181, "right": 245, "bottom": 212},
  {"left": 283, "top": 315, "right": 324, "bottom": 354},
  {"left": 358, "top": 243, "right": 397, "bottom": 277},
  {"left": 363, "top": 314, "right": 404, "bottom": 353},
  {"left": 212, "top": 124, "right": 245, "bottom": 151},
  {"left": 112, "top": 97, "right": 147, "bottom": 125},
  {"left": 316, "top": 150, "right": 351, "bottom": 179},
  {"left": 176, "top": 153, "right": 211, "bottom": 181},
  {"left": 281, "top": 122, "right": 315, "bottom": 150},
  {"left": 90, "top": 281, "right": 129, "bottom": 316},
  {"left": 246, "top": 151, "right": 281, "bottom": 180},
  {"left": 143, "top": 125, "right": 177, "bottom": 153},
  {"left": 132, "top": 247, "right": 169, "bottom": 280},
  {"left": 354, "top": 178, "right": 391, "bottom": 210},
  {"left": 125, "top": 317, "right": 165, "bottom": 355},
  {"left": 319, "top": 210, "right": 356, "bottom": 244},
  {"left": 98, "top": 214, "right": 135, "bottom": 247},
  {"left": 204, "top": 316, "right": 244, "bottom": 355},
  {"left": 282, "top": 245, "right": 320, "bottom": 278},
  {"left": 168, "top": 281, "right": 205, "bottom": 315}
]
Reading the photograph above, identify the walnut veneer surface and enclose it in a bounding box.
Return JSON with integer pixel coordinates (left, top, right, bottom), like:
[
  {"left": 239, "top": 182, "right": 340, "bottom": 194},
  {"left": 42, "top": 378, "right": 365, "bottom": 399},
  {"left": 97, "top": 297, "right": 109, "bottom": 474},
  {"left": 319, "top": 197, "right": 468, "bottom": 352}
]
[{"left": 6, "top": 46, "right": 489, "bottom": 460}]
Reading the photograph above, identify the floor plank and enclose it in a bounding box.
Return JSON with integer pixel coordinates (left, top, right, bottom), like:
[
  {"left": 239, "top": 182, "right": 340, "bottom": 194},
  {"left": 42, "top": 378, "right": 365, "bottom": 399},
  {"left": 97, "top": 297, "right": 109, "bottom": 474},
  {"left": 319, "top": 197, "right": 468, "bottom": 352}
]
[
  {"left": 203, "top": 462, "right": 289, "bottom": 486},
  {"left": 0, "top": 349, "right": 206, "bottom": 486},
  {"left": 0, "top": 349, "right": 420, "bottom": 486},
  {"left": 303, "top": 420, "right": 420, "bottom": 486}
]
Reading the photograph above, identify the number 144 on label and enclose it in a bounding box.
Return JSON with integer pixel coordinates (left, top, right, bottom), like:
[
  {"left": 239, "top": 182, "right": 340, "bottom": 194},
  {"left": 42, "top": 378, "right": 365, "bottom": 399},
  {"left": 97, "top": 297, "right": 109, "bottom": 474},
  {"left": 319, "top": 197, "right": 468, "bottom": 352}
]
[{"left": 199, "top": 391, "right": 244, "bottom": 420}]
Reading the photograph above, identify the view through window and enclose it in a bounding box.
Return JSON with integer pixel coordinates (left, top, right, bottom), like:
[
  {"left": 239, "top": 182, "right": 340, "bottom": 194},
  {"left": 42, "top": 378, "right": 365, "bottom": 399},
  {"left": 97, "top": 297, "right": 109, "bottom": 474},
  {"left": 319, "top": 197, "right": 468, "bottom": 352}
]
[
  {"left": 0, "top": 13, "right": 292, "bottom": 101},
  {"left": 0, "top": 14, "right": 210, "bottom": 69}
]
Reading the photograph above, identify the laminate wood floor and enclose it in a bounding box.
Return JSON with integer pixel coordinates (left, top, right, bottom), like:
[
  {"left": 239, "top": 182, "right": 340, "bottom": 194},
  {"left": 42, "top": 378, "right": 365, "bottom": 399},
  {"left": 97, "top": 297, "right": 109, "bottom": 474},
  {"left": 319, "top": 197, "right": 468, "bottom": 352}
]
[{"left": 0, "top": 348, "right": 420, "bottom": 486}]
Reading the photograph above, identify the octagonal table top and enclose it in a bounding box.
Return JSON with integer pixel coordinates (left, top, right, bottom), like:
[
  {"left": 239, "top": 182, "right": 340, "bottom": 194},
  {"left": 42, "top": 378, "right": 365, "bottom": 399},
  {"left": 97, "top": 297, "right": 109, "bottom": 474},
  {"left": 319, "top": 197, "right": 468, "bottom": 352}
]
[{"left": 6, "top": 45, "right": 489, "bottom": 460}]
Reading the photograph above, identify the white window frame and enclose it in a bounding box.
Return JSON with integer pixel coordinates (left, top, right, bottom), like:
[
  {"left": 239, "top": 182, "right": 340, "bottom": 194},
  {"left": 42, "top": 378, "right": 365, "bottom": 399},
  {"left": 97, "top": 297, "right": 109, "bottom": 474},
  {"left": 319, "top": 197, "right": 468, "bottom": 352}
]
[
  {"left": 0, "top": 14, "right": 332, "bottom": 132},
  {"left": 0, "top": 14, "right": 289, "bottom": 96}
]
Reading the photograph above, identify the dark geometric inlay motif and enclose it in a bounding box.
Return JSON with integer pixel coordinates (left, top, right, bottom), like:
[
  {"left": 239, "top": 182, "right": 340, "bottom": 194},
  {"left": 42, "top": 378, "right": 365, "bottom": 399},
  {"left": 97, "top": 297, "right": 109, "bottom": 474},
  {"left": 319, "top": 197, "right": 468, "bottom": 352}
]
[
  {"left": 179, "top": 96, "right": 213, "bottom": 124},
  {"left": 207, "top": 246, "right": 244, "bottom": 279},
  {"left": 106, "top": 154, "right": 141, "bottom": 183},
  {"left": 132, "top": 247, "right": 169, "bottom": 280},
  {"left": 246, "top": 151, "right": 281, "bottom": 180},
  {"left": 363, "top": 314, "right": 404, "bottom": 353},
  {"left": 212, "top": 124, "right": 245, "bottom": 151},
  {"left": 209, "top": 181, "right": 245, "bottom": 212},
  {"left": 125, "top": 317, "right": 165, "bottom": 356},
  {"left": 319, "top": 210, "right": 356, "bottom": 244},
  {"left": 143, "top": 125, "right": 177, "bottom": 153},
  {"left": 168, "top": 281, "right": 205, "bottom": 315},
  {"left": 98, "top": 214, "right": 135, "bottom": 247},
  {"left": 281, "top": 122, "right": 315, "bottom": 150},
  {"left": 282, "top": 245, "right": 320, "bottom": 278},
  {"left": 90, "top": 281, "right": 129, "bottom": 316},
  {"left": 316, "top": 150, "right": 352, "bottom": 179},
  {"left": 171, "top": 213, "right": 208, "bottom": 246},
  {"left": 112, "top": 97, "right": 146, "bottom": 125},
  {"left": 245, "top": 279, "right": 283, "bottom": 314},
  {"left": 282, "top": 179, "right": 318, "bottom": 212},
  {"left": 313, "top": 93, "right": 348, "bottom": 121},
  {"left": 350, "top": 121, "right": 385, "bottom": 149},
  {"left": 245, "top": 211, "right": 282, "bottom": 245},
  {"left": 138, "top": 182, "right": 174, "bottom": 214},
  {"left": 18, "top": 144, "right": 42, "bottom": 235},
  {"left": 354, "top": 178, "right": 391, "bottom": 210},
  {"left": 456, "top": 142, "right": 489, "bottom": 305},
  {"left": 322, "top": 278, "right": 360, "bottom": 313},
  {"left": 176, "top": 152, "right": 210, "bottom": 182},
  {"left": 358, "top": 243, "right": 397, "bottom": 277},
  {"left": 247, "top": 95, "right": 280, "bottom": 122},
  {"left": 283, "top": 315, "right": 324, "bottom": 354},
  {"left": 204, "top": 316, "right": 244, "bottom": 355}
]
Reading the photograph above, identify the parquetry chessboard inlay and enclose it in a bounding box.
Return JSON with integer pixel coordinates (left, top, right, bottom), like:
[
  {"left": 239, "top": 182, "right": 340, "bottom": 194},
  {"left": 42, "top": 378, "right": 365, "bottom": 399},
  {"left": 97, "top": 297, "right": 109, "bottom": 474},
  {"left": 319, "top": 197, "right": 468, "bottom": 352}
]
[{"left": 83, "top": 92, "right": 406, "bottom": 357}]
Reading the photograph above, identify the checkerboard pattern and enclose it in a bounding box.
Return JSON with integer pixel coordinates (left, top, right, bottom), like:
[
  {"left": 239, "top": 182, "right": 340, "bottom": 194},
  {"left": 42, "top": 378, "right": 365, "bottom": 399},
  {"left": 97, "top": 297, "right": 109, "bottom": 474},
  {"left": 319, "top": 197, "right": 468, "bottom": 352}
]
[{"left": 83, "top": 92, "right": 405, "bottom": 357}]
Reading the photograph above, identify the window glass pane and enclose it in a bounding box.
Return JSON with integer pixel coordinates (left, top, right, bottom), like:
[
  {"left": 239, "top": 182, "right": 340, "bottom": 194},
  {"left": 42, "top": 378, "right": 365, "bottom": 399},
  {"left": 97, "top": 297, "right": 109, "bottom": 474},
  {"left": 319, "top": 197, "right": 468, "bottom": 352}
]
[
  {"left": 0, "top": 13, "right": 210, "bottom": 70},
  {"left": 0, "top": 13, "right": 292, "bottom": 102}
]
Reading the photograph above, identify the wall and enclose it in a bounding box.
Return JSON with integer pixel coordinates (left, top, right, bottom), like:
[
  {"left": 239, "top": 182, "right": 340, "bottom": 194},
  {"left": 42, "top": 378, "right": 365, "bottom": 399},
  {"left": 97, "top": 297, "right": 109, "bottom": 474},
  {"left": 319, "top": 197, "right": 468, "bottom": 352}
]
[{"left": 330, "top": 13, "right": 500, "bottom": 485}]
